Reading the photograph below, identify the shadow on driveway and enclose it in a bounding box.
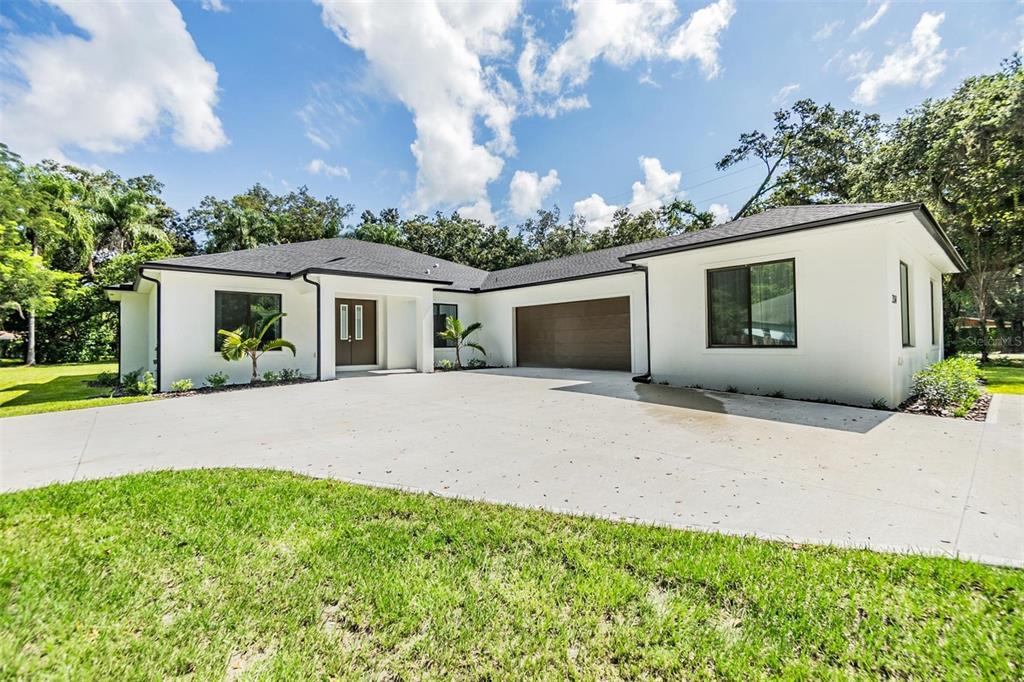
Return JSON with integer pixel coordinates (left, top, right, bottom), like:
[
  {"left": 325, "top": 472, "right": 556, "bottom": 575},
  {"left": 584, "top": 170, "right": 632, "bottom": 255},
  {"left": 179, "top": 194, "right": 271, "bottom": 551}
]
[{"left": 481, "top": 367, "right": 894, "bottom": 434}]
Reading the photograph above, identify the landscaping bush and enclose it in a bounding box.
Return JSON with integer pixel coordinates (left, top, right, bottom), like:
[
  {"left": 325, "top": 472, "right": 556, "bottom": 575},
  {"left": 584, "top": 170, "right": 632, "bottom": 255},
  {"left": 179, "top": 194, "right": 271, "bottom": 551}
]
[
  {"left": 436, "top": 358, "right": 455, "bottom": 371},
  {"left": 279, "top": 368, "right": 303, "bottom": 381},
  {"left": 92, "top": 370, "right": 120, "bottom": 388},
  {"left": 911, "top": 356, "right": 982, "bottom": 411},
  {"left": 205, "top": 371, "right": 229, "bottom": 389},
  {"left": 121, "top": 369, "right": 156, "bottom": 396},
  {"left": 467, "top": 358, "right": 486, "bottom": 369},
  {"left": 261, "top": 370, "right": 280, "bottom": 383},
  {"left": 169, "top": 378, "right": 193, "bottom": 392}
]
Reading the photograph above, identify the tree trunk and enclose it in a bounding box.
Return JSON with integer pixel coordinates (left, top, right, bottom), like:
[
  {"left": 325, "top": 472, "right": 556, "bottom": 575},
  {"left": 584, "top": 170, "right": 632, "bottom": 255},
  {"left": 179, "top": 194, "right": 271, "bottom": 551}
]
[
  {"left": 25, "top": 312, "right": 36, "bottom": 366},
  {"left": 455, "top": 344, "right": 461, "bottom": 369},
  {"left": 977, "top": 296, "right": 990, "bottom": 364},
  {"left": 251, "top": 353, "right": 259, "bottom": 382}
]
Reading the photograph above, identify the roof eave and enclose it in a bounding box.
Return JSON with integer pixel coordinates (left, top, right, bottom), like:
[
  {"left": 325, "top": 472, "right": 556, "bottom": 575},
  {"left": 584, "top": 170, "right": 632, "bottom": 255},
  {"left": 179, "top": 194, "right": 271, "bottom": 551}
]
[{"left": 137, "top": 262, "right": 454, "bottom": 286}]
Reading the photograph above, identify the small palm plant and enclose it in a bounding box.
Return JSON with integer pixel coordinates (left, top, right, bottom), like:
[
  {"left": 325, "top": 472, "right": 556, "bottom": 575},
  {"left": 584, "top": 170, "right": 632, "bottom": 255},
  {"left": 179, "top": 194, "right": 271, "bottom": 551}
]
[
  {"left": 436, "top": 317, "right": 486, "bottom": 369},
  {"left": 218, "top": 312, "right": 296, "bottom": 382}
]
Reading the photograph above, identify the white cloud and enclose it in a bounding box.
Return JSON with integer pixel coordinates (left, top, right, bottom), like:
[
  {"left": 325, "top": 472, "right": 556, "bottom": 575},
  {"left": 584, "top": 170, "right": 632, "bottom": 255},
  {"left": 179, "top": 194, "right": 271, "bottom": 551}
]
[
  {"left": 457, "top": 198, "right": 497, "bottom": 225},
  {"left": 314, "top": 1, "right": 734, "bottom": 216},
  {"left": 628, "top": 156, "right": 681, "bottom": 212},
  {"left": 852, "top": 1, "right": 890, "bottom": 36},
  {"left": 851, "top": 12, "right": 948, "bottom": 105},
  {"left": 200, "top": 0, "right": 229, "bottom": 12},
  {"left": 315, "top": 0, "right": 519, "bottom": 212},
  {"left": 572, "top": 193, "right": 619, "bottom": 231},
  {"left": 508, "top": 169, "right": 561, "bottom": 218},
  {"left": 1, "top": 0, "right": 227, "bottom": 163},
  {"left": 665, "top": 0, "right": 737, "bottom": 79},
  {"left": 813, "top": 20, "right": 842, "bottom": 42},
  {"left": 709, "top": 203, "right": 731, "bottom": 224},
  {"left": 521, "top": 0, "right": 736, "bottom": 114},
  {"left": 306, "top": 159, "right": 349, "bottom": 179},
  {"left": 844, "top": 49, "right": 874, "bottom": 74},
  {"left": 773, "top": 83, "right": 800, "bottom": 105},
  {"left": 572, "top": 156, "right": 683, "bottom": 230}
]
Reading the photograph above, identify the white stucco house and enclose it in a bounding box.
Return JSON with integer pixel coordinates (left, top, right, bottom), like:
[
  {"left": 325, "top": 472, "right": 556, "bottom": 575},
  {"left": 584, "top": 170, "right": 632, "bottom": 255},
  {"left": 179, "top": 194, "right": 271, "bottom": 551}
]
[{"left": 106, "top": 203, "right": 965, "bottom": 407}]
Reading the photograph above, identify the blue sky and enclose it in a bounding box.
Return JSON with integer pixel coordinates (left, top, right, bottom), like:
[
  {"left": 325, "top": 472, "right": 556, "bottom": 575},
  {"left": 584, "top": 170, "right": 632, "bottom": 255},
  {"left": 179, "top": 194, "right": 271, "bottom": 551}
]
[{"left": 1, "top": 1, "right": 1021, "bottom": 230}]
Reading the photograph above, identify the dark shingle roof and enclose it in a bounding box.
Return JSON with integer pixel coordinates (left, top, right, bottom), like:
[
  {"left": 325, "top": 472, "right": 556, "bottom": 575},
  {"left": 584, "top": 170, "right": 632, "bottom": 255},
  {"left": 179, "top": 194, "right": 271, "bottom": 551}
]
[
  {"left": 148, "top": 238, "right": 489, "bottom": 289},
  {"left": 143, "top": 203, "right": 960, "bottom": 291},
  {"left": 618, "top": 203, "right": 914, "bottom": 260}
]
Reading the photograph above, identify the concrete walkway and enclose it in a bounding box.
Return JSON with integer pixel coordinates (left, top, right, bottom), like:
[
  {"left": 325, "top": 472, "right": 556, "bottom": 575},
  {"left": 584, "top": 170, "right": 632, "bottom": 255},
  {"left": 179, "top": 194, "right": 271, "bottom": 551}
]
[{"left": 2, "top": 368, "right": 1021, "bottom": 567}]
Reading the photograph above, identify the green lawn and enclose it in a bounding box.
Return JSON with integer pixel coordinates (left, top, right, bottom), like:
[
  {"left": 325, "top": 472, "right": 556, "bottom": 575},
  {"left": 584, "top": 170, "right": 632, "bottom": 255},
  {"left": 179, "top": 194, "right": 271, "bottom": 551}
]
[
  {"left": 0, "top": 361, "right": 152, "bottom": 418},
  {"left": 980, "top": 360, "right": 1024, "bottom": 394},
  {"left": 1, "top": 470, "right": 1020, "bottom": 679}
]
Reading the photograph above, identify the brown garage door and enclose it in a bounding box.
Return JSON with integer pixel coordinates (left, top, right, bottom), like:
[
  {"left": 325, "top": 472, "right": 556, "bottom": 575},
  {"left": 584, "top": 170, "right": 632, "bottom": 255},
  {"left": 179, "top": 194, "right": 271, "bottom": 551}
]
[{"left": 515, "top": 297, "right": 631, "bottom": 370}]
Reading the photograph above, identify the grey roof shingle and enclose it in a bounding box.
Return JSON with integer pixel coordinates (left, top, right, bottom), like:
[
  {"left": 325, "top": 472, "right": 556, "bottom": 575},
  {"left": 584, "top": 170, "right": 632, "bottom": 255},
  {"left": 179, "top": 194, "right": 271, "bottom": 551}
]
[
  {"left": 144, "top": 203, "right": 947, "bottom": 292},
  {"left": 148, "top": 238, "right": 489, "bottom": 289},
  {"left": 618, "top": 203, "right": 912, "bottom": 260}
]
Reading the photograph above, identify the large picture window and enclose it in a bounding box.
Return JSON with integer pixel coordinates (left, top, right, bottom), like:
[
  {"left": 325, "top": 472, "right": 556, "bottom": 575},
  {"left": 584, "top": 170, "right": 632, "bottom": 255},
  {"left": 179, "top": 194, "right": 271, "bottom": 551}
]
[
  {"left": 707, "top": 259, "right": 796, "bottom": 347},
  {"left": 433, "top": 303, "right": 457, "bottom": 348},
  {"left": 215, "top": 291, "right": 282, "bottom": 351}
]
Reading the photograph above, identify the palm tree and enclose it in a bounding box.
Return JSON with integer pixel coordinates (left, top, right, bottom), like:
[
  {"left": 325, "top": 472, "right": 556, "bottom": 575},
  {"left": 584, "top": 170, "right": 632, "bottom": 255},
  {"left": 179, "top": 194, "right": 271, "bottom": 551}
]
[
  {"left": 95, "top": 189, "right": 166, "bottom": 252},
  {"left": 37, "top": 174, "right": 97, "bottom": 273},
  {"left": 218, "top": 312, "right": 296, "bottom": 382},
  {"left": 436, "top": 317, "right": 486, "bottom": 369}
]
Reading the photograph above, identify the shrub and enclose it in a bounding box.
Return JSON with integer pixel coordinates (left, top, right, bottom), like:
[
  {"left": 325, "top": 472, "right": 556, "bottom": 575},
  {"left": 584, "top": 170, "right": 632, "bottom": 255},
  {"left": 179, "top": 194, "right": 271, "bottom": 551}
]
[
  {"left": 93, "top": 371, "right": 120, "bottom": 387},
  {"left": 205, "top": 371, "right": 229, "bottom": 389},
  {"left": 279, "top": 368, "right": 303, "bottom": 381},
  {"left": 169, "top": 378, "right": 193, "bottom": 392},
  {"left": 467, "top": 358, "right": 486, "bottom": 369},
  {"left": 122, "top": 368, "right": 156, "bottom": 396},
  {"left": 436, "top": 358, "right": 455, "bottom": 371},
  {"left": 870, "top": 398, "right": 889, "bottom": 410},
  {"left": 262, "top": 370, "right": 281, "bottom": 383},
  {"left": 767, "top": 390, "right": 785, "bottom": 399},
  {"left": 725, "top": 385, "right": 738, "bottom": 393},
  {"left": 911, "top": 356, "right": 981, "bottom": 410}
]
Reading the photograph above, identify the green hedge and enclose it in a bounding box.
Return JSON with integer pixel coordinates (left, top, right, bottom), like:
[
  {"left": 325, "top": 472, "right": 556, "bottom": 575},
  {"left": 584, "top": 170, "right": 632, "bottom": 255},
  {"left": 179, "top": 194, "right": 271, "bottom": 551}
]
[{"left": 911, "top": 356, "right": 982, "bottom": 412}]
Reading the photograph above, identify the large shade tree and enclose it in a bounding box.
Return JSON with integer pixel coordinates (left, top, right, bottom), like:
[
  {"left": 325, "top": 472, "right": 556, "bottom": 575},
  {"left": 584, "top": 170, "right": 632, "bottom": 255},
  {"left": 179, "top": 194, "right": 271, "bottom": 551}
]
[{"left": 851, "top": 55, "right": 1024, "bottom": 359}]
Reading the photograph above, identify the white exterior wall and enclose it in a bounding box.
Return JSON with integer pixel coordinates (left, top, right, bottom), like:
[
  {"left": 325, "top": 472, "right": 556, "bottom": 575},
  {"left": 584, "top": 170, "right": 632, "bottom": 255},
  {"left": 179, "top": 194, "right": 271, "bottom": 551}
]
[
  {"left": 116, "top": 289, "right": 154, "bottom": 377},
  {"left": 885, "top": 215, "right": 947, "bottom": 403},
  {"left": 431, "top": 291, "right": 483, "bottom": 366},
  {"left": 636, "top": 214, "right": 955, "bottom": 407},
  {"left": 158, "top": 270, "right": 318, "bottom": 391},
  {"left": 468, "top": 271, "right": 649, "bottom": 373}
]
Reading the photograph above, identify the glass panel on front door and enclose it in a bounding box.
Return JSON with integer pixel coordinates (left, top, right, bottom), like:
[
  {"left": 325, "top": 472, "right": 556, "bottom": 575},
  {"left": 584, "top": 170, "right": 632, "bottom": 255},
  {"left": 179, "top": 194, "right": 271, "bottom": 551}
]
[
  {"left": 339, "top": 304, "right": 349, "bottom": 340},
  {"left": 355, "top": 305, "right": 363, "bottom": 341}
]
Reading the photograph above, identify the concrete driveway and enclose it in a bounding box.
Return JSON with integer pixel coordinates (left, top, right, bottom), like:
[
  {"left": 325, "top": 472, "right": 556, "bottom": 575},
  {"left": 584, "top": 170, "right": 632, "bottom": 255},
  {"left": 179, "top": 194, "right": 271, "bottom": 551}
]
[{"left": 2, "top": 368, "right": 1021, "bottom": 567}]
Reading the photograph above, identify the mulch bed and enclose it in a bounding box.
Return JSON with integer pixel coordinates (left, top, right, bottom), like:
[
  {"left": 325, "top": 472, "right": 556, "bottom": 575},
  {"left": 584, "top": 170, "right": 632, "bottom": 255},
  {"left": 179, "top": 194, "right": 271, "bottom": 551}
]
[
  {"left": 97, "top": 378, "right": 314, "bottom": 399},
  {"left": 897, "top": 391, "right": 991, "bottom": 421}
]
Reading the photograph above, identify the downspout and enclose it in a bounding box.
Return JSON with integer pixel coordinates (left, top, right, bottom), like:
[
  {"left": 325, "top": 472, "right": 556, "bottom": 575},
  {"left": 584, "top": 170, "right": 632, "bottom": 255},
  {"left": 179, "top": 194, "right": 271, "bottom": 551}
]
[
  {"left": 632, "top": 264, "right": 652, "bottom": 384},
  {"left": 302, "top": 273, "right": 322, "bottom": 381},
  {"left": 138, "top": 269, "right": 161, "bottom": 393},
  {"left": 114, "top": 298, "right": 122, "bottom": 381}
]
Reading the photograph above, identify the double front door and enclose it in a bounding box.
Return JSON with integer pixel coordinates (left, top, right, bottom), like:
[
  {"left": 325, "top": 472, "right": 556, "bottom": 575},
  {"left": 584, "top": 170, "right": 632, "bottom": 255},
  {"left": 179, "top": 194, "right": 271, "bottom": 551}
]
[{"left": 335, "top": 298, "right": 377, "bottom": 366}]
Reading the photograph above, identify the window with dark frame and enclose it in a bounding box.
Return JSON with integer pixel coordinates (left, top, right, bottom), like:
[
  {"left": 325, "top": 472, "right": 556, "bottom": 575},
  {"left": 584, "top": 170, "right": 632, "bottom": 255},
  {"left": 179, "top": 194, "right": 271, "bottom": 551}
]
[
  {"left": 214, "top": 291, "right": 282, "bottom": 351},
  {"left": 707, "top": 259, "right": 796, "bottom": 348},
  {"left": 930, "top": 279, "right": 937, "bottom": 346},
  {"left": 900, "top": 262, "right": 912, "bottom": 347},
  {"left": 433, "top": 303, "right": 457, "bottom": 348}
]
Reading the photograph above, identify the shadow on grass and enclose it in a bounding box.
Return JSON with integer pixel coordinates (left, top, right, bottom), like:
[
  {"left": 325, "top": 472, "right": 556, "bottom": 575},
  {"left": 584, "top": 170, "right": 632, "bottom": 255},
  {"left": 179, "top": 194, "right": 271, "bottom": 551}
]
[{"left": 1, "top": 373, "right": 113, "bottom": 409}]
